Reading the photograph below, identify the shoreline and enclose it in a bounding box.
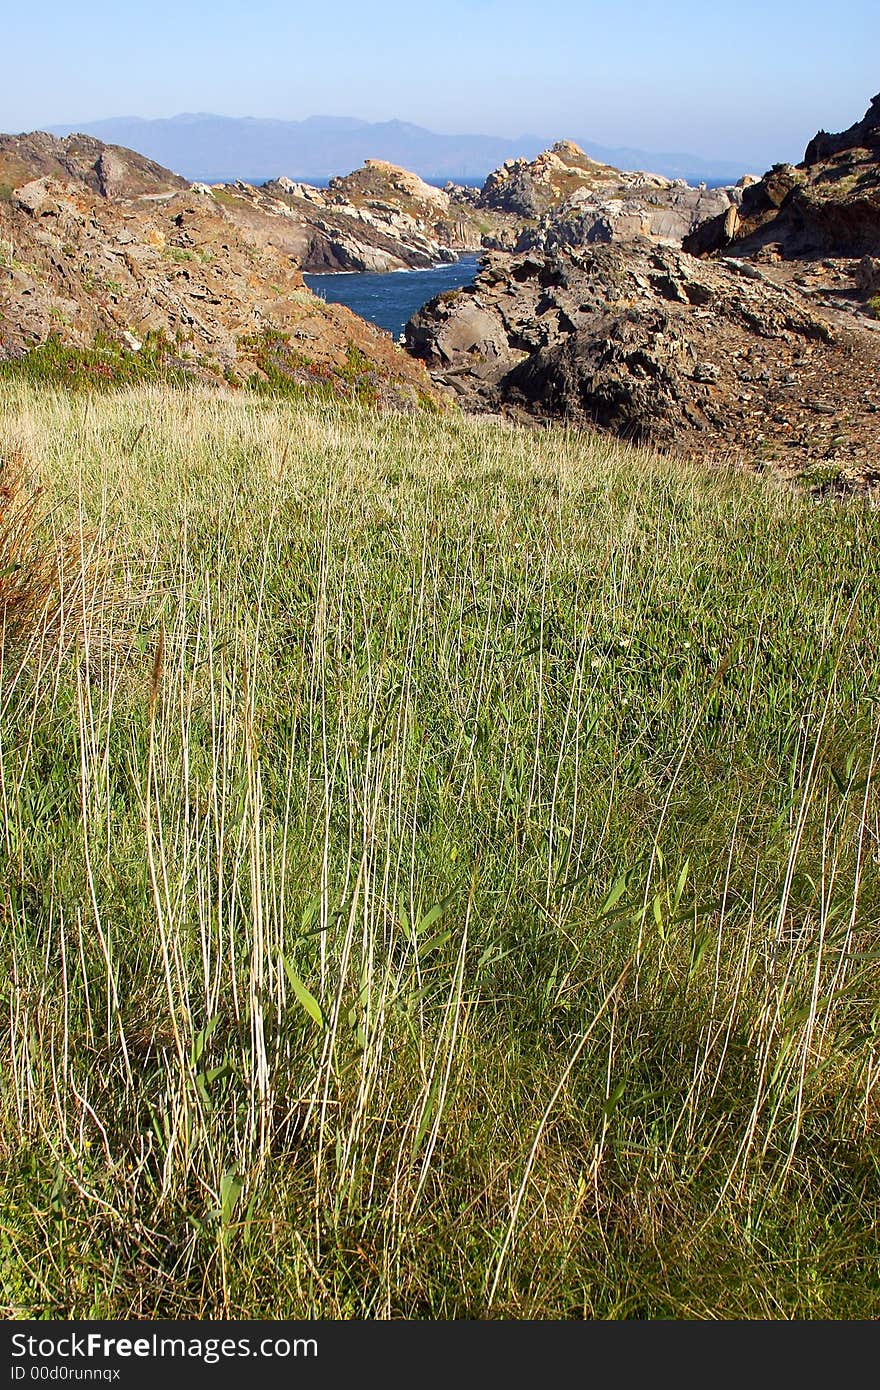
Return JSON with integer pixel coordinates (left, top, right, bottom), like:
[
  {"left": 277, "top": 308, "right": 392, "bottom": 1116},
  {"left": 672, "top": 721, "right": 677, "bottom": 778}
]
[{"left": 303, "top": 252, "right": 480, "bottom": 279}]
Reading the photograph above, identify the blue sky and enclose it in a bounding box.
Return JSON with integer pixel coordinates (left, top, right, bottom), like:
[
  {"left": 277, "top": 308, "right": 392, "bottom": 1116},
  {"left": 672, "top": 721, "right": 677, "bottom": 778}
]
[{"left": 3, "top": 0, "right": 876, "bottom": 165}]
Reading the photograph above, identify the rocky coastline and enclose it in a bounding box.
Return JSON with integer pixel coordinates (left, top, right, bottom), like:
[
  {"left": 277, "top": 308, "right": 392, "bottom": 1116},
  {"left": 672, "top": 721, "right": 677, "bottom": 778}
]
[
  {"left": 4, "top": 104, "right": 880, "bottom": 497},
  {"left": 0, "top": 132, "right": 440, "bottom": 405},
  {"left": 405, "top": 100, "right": 880, "bottom": 498}
]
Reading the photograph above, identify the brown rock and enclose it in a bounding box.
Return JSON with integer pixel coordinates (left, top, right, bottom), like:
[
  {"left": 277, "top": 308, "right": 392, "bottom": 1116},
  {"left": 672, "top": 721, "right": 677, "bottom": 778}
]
[
  {"left": 685, "top": 96, "right": 880, "bottom": 261},
  {"left": 403, "top": 240, "right": 880, "bottom": 486},
  {"left": 0, "top": 137, "right": 441, "bottom": 407},
  {"left": 0, "top": 130, "right": 186, "bottom": 200},
  {"left": 855, "top": 255, "right": 880, "bottom": 295}
]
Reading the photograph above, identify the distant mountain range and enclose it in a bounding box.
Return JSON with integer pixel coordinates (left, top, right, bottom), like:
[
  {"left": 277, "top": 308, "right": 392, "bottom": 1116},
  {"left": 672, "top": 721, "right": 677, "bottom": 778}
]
[{"left": 43, "top": 113, "right": 751, "bottom": 185}]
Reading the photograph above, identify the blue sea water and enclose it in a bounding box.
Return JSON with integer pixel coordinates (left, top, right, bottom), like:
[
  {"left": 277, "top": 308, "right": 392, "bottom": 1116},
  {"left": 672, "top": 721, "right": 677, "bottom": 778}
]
[{"left": 304, "top": 256, "right": 480, "bottom": 339}]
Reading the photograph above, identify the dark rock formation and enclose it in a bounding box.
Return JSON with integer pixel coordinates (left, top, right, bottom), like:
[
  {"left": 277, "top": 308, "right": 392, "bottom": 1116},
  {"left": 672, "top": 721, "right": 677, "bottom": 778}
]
[
  {"left": 804, "top": 93, "right": 880, "bottom": 166},
  {"left": 856, "top": 255, "right": 880, "bottom": 296},
  {"left": 685, "top": 95, "right": 880, "bottom": 261},
  {"left": 405, "top": 241, "right": 880, "bottom": 485}
]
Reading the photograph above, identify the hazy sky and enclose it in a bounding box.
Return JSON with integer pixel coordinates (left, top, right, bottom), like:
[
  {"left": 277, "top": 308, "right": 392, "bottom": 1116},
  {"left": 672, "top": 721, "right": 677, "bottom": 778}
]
[{"left": 3, "top": 0, "right": 876, "bottom": 166}]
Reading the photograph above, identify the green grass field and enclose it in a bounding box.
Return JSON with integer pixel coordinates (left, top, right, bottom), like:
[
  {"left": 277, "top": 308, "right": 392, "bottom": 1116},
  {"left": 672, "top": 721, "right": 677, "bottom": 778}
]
[{"left": 1, "top": 381, "right": 879, "bottom": 1317}]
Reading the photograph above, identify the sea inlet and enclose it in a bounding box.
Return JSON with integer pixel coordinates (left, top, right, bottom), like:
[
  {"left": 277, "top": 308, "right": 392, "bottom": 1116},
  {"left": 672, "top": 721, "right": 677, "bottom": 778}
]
[{"left": 304, "top": 255, "right": 479, "bottom": 339}]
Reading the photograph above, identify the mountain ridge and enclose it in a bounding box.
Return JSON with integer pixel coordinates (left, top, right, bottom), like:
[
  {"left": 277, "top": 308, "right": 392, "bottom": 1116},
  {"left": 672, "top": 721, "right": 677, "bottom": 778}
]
[{"left": 42, "top": 112, "right": 749, "bottom": 185}]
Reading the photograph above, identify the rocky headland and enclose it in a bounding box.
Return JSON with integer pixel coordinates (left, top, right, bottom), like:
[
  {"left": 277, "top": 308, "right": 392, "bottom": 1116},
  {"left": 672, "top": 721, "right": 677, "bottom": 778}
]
[
  {"left": 477, "top": 139, "right": 741, "bottom": 249},
  {"left": 685, "top": 93, "right": 880, "bottom": 263},
  {"left": 0, "top": 132, "right": 440, "bottom": 405},
  {"left": 406, "top": 102, "right": 880, "bottom": 497},
  {"left": 246, "top": 137, "right": 742, "bottom": 271},
  {"left": 211, "top": 160, "right": 504, "bottom": 273}
]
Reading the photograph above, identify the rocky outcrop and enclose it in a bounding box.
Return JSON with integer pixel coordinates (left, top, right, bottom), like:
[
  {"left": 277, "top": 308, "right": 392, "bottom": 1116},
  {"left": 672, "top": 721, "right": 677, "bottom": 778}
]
[
  {"left": 0, "top": 135, "right": 441, "bottom": 405},
  {"left": 477, "top": 140, "right": 740, "bottom": 252},
  {"left": 0, "top": 131, "right": 187, "bottom": 201},
  {"left": 804, "top": 92, "right": 880, "bottom": 166},
  {"left": 685, "top": 95, "right": 880, "bottom": 261},
  {"left": 517, "top": 179, "right": 740, "bottom": 254},
  {"left": 1, "top": 133, "right": 742, "bottom": 283},
  {"left": 856, "top": 255, "right": 880, "bottom": 296},
  {"left": 405, "top": 241, "right": 880, "bottom": 486},
  {"left": 1, "top": 131, "right": 509, "bottom": 280},
  {"left": 1, "top": 174, "right": 309, "bottom": 364},
  {"left": 224, "top": 160, "right": 511, "bottom": 273},
  {"left": 479, "top": 142, "right": 608, "bottom": 218},
  {"left": 403, "top": 106, "right": 880, "bottom": 494}
]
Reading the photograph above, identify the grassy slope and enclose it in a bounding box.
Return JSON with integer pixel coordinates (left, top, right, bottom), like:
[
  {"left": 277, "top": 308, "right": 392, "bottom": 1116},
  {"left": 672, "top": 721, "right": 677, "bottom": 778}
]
[{"left": 1, "top": 382, "right": 879, "bottom": 1318}]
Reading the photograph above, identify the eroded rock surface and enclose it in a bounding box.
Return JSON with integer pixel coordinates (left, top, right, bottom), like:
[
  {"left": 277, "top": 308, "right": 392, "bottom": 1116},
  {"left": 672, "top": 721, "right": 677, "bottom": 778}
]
[
  {"left": 406, "top": 241, "right": 880, "bottom": 490},
  {"left": 0, "top": 135, "right": 440, "bottom": 405},
  {"left": 406, "top": 107, "right": 880, "bottom": 497},
  {"left": 0, "top": 131, "right": 188, "bottom": 201},
  {"left": 478, "top": 140, "right": 740, "bottom": 252},
  {"left": 226, "top": 160, "right": 506, "bottom": 272},
  {"left": 685, "top": 94, "right": 880, "bottom": 261}
]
